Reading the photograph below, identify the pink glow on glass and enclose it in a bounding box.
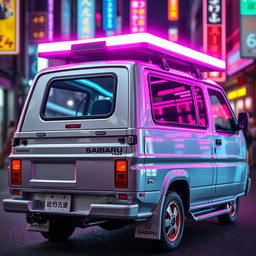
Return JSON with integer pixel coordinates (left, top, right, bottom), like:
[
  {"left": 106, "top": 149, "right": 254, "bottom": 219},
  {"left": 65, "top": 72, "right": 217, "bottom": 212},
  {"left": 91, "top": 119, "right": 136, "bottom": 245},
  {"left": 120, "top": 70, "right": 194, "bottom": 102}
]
[
  {"left": 177, "top": 93, "right": 192, "bottom": 98},
  {"left": 158, "top": 89, "right": 173, "bottom": 96},
  {"left": 151, "top": 79, "right": 169, "bottom": 85},
  {"left": 174, "top": 86, "right": 186, "bottom": 93},
  {"left": 153, "top": 97, "right": 193, "bottom": 107},
  {"left": 212, "top": 104, "right": 232, "bottom": 120},
  {"left": 38, "top": 33, "right": 225, "bottom": 71}
]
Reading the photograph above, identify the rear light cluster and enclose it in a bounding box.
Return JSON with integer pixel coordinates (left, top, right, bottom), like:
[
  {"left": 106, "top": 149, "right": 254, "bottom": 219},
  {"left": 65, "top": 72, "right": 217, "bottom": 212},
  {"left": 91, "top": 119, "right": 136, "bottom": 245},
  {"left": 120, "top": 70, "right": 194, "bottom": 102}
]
[
  {"left": 11, "top": 159, "right": 22, "bottom": 185},
  {"left": 115, "top": 160, "right": 128, "bottom": 189}
]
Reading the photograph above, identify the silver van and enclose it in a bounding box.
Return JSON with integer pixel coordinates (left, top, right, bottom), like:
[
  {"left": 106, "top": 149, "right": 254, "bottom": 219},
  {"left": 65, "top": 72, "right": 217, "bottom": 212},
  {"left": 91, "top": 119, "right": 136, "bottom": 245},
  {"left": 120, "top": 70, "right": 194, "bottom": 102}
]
[{"left": 3, "top": 33, "right": 251, "bottom": 251}]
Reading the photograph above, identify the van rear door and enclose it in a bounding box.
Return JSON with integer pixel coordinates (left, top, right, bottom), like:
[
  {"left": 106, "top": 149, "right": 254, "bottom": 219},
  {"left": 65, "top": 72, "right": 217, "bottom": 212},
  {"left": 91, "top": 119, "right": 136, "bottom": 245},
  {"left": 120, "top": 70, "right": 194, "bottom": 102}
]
[{"left": 12, "top": 65, "right": 134, "bottom": 191}]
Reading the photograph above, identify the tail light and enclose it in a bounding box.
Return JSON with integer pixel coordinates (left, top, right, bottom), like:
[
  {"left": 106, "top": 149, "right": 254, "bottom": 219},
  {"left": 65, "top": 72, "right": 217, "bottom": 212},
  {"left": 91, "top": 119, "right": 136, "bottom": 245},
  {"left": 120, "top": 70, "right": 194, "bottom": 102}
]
[
  {"left": 11, "top": 159, "right": 21, "bottom": 185},
  {"left": 115, "top": 160, "right": 128, "bottom": 189}
]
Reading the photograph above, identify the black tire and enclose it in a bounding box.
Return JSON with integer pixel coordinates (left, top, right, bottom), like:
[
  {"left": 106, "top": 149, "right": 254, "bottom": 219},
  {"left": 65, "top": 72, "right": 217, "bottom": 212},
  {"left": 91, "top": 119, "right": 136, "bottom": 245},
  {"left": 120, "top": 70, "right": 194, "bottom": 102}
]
[
  {"left": 217, "top": 198, "right": 240, "bottom": 225},
  {"left": 99, "top": 221, "right": 126, "bottom": 231},
  {"left": 151, "top": 191, "right": 185, "bottom": 252},
  {"left": 41, "top": 220, "right": 75, "bottom": 242}
]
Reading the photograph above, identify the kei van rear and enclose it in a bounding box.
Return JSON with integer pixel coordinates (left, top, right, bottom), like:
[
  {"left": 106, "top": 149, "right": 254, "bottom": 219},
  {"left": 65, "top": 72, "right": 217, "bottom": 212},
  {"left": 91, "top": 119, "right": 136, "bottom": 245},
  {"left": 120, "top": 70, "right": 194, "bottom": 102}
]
[{"left": 3, "top": 33, "right": 251, "bottom": 251}]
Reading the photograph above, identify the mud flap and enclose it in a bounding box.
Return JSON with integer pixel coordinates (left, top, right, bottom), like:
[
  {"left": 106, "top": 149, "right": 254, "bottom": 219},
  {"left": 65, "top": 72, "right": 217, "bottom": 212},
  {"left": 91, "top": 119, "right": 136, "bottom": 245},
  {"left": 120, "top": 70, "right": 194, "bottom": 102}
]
[{"left": 135, "top": 195, "right": 165, "bottom": 240}]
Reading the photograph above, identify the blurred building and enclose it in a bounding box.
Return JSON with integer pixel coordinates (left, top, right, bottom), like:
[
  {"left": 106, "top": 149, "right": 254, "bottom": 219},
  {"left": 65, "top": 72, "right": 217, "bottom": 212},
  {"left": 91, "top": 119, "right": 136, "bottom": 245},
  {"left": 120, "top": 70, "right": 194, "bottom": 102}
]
[
  {"left": 224, "top": 0, "right": 256, "bottom": 116},
  {"left": 191, "top": 0, "right": 256, "bottom": 116}
]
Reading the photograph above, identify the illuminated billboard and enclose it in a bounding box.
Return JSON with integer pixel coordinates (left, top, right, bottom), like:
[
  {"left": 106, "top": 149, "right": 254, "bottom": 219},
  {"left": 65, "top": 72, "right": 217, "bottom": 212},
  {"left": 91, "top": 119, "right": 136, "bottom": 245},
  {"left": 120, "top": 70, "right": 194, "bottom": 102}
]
[
  {"left": 203, "top": 0, "right": 226, "bottom": 82},
  {"left": 130, "top": 0, "right": 147, "bottom": 33},
  {"left": 0, "top": 0, "right": 19, "bottom": 55},
  {"left": 240, "top": 0, "right": 256, "bottom": 58}
]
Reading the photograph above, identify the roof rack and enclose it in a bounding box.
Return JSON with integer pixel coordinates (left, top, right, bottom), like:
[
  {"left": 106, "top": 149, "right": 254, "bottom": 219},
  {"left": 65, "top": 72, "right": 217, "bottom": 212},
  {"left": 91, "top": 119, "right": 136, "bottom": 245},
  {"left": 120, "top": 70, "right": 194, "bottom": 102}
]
[{"left": 38, "top": 33, "right": 225, "bottom": 74}]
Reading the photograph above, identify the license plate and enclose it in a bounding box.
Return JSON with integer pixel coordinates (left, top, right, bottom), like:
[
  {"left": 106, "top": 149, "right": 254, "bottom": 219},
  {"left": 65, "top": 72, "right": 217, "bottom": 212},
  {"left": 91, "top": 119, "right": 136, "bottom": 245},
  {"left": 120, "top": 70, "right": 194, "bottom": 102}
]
[
  {"left": 45, "top": 194, "right": 71, "bottom": 213},
  {"left": 27, "top": 221, "right": 50, "bottom": 232}
]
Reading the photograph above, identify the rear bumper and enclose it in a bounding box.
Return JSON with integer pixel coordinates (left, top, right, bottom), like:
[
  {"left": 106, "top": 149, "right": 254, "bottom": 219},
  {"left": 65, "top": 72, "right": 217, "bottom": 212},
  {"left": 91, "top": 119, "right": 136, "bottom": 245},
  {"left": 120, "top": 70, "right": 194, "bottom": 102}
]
[{"left": 2, "top": 198, "right": 152, "bottom": 220}]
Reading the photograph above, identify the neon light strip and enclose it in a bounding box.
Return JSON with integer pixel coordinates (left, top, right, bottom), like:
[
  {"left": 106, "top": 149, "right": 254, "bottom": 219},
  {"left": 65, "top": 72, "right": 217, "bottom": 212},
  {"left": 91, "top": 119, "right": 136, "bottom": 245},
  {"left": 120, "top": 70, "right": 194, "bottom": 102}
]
[
  {"left": 38, "top": 33, "right": 225, "bottom": 71},
  {"left": 75, "top": 79, "right": 113, "bottom": 98}
]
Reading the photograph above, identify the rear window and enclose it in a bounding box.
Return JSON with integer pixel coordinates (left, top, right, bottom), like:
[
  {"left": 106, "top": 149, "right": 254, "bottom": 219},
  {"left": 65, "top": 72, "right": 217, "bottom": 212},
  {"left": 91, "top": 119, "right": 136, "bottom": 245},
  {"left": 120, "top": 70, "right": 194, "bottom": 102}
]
[{"left": 42, "top": 75, "right": 116, "bottom": 120}]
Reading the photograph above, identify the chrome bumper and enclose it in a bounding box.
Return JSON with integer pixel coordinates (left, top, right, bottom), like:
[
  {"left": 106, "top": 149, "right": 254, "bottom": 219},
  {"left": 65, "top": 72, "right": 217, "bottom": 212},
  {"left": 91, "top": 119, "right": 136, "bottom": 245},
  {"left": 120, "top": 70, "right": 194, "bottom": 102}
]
[{"left": 3, "top": 198, "right": 152, "bottom": 219}]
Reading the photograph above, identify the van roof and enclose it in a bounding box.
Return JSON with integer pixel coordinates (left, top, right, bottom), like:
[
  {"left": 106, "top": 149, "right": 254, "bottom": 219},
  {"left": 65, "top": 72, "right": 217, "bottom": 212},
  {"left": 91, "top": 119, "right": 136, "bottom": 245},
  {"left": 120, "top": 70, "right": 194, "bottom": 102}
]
[
  {"left": 38, "top": 33, "right": 225, "bottom": 74},
  {"left": 37, "top": 60, "right": 220, "bottom": 88}
]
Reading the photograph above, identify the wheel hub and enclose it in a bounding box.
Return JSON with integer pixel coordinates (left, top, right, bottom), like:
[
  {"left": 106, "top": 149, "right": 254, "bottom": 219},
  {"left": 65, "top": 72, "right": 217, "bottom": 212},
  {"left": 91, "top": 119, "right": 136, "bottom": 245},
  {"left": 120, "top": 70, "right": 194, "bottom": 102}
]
[{"left": 165, "top": 201, "right": 181, "bottom": 242}]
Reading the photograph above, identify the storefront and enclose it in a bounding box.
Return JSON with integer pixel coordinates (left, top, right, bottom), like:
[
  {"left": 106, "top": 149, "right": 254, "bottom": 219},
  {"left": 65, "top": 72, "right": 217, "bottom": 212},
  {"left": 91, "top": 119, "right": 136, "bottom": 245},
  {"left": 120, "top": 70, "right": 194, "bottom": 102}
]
[{"left": 226, "top": 80, "right": 254, "bottom": 115}]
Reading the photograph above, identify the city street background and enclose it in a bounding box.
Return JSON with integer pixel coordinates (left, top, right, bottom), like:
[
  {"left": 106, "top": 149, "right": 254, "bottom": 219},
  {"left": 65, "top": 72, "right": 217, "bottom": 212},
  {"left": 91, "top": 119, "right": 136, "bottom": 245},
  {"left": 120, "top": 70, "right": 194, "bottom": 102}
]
[{"left": 0, "top": 0, "right": 256, "bottom": 255}]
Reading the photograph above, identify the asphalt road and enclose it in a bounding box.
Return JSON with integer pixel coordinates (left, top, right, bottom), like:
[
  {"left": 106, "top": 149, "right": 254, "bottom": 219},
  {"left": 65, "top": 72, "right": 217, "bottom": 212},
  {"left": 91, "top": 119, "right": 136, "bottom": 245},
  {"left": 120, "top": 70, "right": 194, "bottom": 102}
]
[{"left": 0, "top": 166, "right": 255, "bottom": 256}]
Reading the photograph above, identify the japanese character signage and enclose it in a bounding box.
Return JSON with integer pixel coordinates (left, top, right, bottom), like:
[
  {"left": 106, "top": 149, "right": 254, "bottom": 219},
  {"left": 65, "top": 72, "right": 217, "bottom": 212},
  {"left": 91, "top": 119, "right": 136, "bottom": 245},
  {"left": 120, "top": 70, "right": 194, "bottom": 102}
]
[
  {"left": 103, "top": 0, "right": 116, "bottom": 31},
  {"left": 0, "top": 0, "right": 19, "bottom": 55},
  {"left": 130, "top": 0, "right": 147, "bottom": 33},
  {"left": 77, "top": 0, "right": 95, "bottom": 39},
  {"left": 207, "top": 0, "right": 222, "bottom": 24},
  {"left": 240, "top": 0, "right": 256, "bottom": 58},
  {"left": 203, "top": 0, "right": 226, "bottom": 82},
  {"left": 168, "top": 0, "right": 179, "bottom": 21}
]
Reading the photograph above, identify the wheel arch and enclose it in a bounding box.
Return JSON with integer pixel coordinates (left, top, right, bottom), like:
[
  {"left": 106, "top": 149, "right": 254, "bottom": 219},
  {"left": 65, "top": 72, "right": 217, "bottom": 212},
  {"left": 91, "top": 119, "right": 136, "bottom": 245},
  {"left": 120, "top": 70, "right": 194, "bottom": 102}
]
[{"left": 161, "top": 169, "right": 190, "bottom": 215}]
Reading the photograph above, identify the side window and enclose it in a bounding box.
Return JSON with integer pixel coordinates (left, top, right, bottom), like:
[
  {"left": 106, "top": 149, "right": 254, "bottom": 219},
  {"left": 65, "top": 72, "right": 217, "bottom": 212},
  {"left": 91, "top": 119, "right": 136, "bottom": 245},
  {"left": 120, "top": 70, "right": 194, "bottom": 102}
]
[
  {"left": 149, "top": 76, "right": 197, "bottom": 126},
  {"left": 195, "top": 86, "right": 208, "bottom": 128},
  {"left": 208, "top": 89, "right": 236, "bottom": 132}
]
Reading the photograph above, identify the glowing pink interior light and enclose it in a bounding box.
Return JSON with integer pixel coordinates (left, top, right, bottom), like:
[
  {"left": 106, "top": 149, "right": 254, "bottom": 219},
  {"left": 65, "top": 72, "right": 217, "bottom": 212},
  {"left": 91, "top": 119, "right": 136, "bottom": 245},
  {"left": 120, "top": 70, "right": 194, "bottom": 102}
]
[{"left": 38, "top": 33, "right": 226, "bottom": 71}]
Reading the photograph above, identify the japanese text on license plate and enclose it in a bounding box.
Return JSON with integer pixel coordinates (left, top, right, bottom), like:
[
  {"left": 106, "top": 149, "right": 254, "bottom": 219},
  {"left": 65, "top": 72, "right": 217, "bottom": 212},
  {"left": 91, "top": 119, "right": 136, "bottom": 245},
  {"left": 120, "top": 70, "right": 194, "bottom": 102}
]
[{"left": 45, "top": 194, "right": 71, "bottom": 212}]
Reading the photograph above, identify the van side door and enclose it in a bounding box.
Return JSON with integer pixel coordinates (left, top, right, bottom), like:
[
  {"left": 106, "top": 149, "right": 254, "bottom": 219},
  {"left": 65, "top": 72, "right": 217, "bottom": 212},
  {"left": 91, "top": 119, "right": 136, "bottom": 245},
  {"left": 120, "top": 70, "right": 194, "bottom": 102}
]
[
  {"left": 144, "top": 71, "right": 214, "bottom": 206},
  {"left": 207, "top": 86, "right": 245, "bottom": 201}
]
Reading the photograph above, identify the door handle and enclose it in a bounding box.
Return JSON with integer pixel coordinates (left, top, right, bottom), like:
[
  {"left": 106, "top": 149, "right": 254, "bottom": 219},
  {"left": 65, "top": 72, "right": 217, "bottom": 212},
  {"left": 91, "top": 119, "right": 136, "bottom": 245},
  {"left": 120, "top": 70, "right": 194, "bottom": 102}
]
[{"left": 216, "top": 139, "right": 222, "bottom": 146}]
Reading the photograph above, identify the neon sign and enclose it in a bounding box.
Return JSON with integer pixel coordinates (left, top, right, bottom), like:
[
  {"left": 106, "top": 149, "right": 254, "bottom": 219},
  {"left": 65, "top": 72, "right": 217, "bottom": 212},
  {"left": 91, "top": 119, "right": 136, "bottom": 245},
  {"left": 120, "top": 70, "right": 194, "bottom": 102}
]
[
  {"left": 130, "top": 0, "right": 147, "bottom": 33},
  {"left": 203, "top": 0, "right": 226, "bottom": 82},
  {"left": 168, "top": 0, "right": 179, "bottom": 21},
  {"left": 227, "top": 87, "right": 247, "bottom": 100},
  {"left": 103, "top": 0, "right": 117, "bottom": 31}
]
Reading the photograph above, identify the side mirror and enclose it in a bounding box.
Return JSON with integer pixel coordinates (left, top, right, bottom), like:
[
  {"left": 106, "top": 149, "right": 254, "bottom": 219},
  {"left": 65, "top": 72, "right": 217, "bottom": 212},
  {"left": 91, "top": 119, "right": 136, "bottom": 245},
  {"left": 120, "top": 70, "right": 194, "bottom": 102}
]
[{"left": 238, "top": 112, "right": 249, "bottom": 131}]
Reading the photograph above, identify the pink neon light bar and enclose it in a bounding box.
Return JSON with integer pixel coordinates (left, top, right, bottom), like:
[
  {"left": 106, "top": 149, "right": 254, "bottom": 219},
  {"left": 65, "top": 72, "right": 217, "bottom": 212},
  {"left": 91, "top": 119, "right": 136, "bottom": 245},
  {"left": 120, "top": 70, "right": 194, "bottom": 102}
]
[{"left": 38, "top": 33, "right": 225, "bottom": 71}]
